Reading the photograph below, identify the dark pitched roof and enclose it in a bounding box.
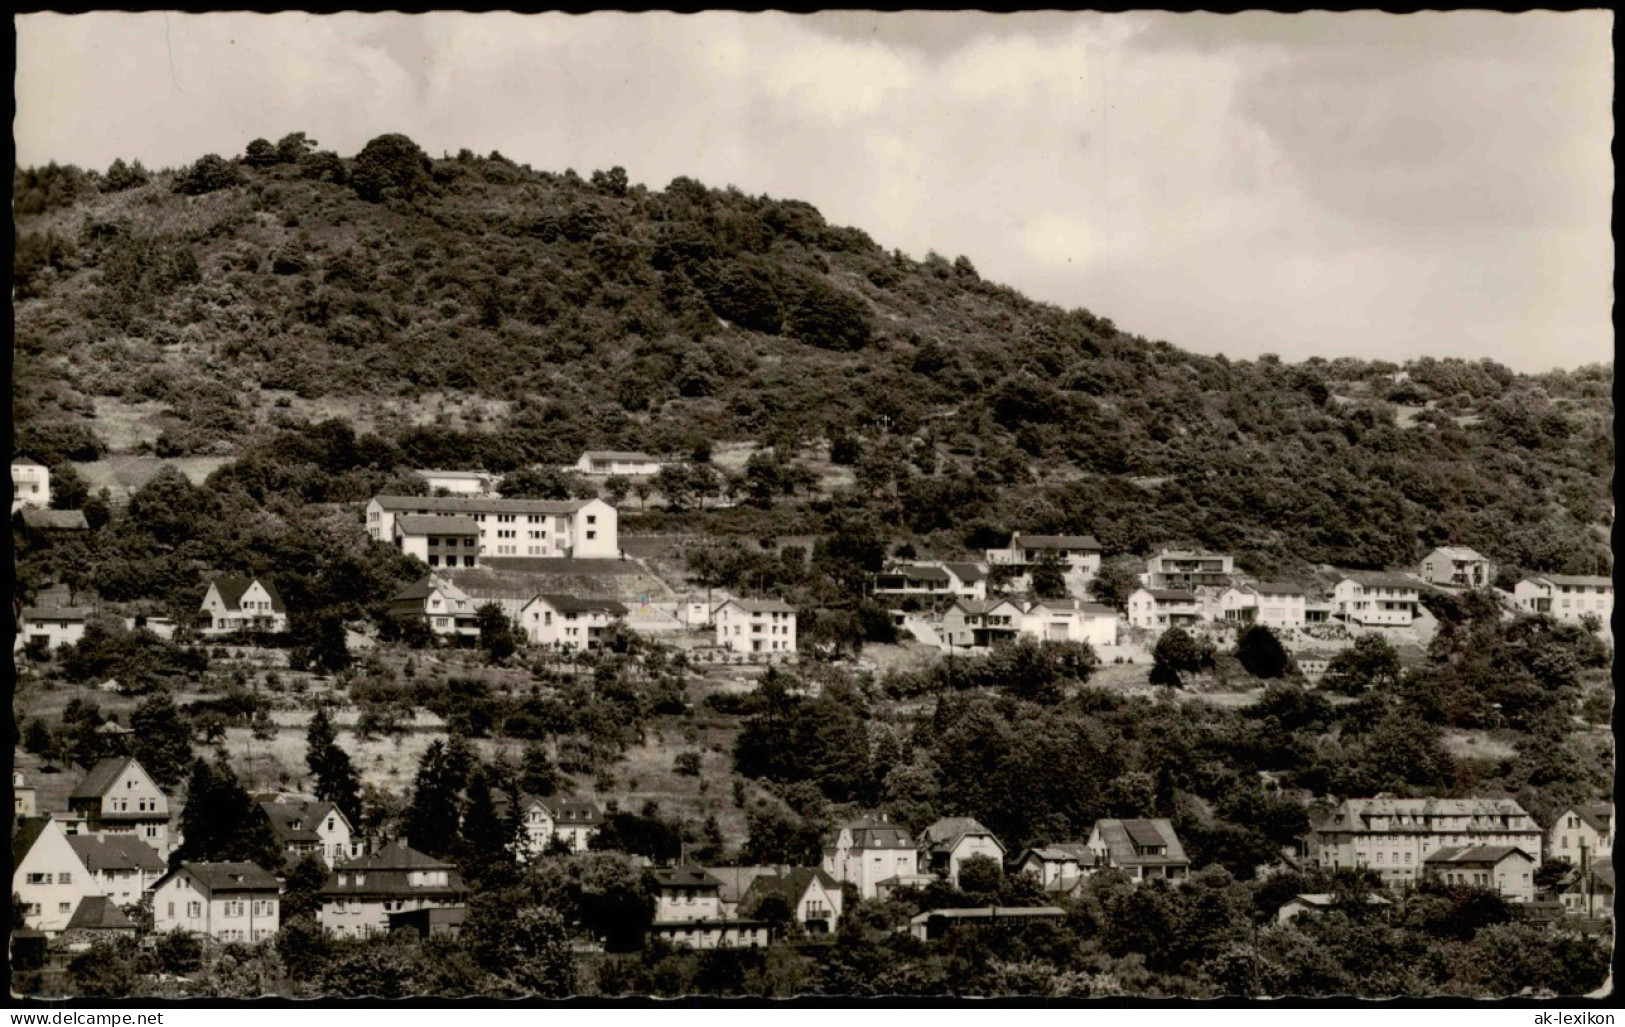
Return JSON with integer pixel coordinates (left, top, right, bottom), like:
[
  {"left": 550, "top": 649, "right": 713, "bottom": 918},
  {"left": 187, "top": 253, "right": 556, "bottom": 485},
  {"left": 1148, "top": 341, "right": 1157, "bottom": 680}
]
[
  {"left": 532, "top": 594, "right": 630, "bottom": 616},
  {"left": 374, "top": 495, "right": 592, "bottom": 515},
  {"left": 1019, "top": 844, "right": 1096, "bottom": 867},
  {"left": 582, "top": 451, "right": 657, "bottom": 463},
  {"left": 1424, "top": 845, "right": 1537, "bottom": 866},
  {"left": 1016, "top": 534, "right": 1101, "bottom": 551},
  {"left": 209, "top": 576, "right": 286, "bottom": 613},
  {"left": 157, "top": 862, "right": 282, "bottom": 894},
  {"left": 1568, "top": 804, "right": 1614, "bottom": 834},
  {"left": 651, "top": 866, "right": 722, "bottom": 889},
  {"left": 943, "top": 562, "right": 987, "bottom": 583},
  {"left": 1143, "top": 589, "right": 1198, "bottom": 602},
  {"left": 395, "top": 514, "right": 480, "bottom": 535},
  {"left": 920, "top": 817, "right": 1003, "bottom": 855},
  {"left": 67, "top": 896, "right": 136, "bottom": 931},
  {"left": 1529, "top": 574, "right": 1612, "bottom": 589},
  {"left": 12, "top": 816, "right": 50, "bottom": 866},
  {"left": 340, "top": 842, "right": 454, "bottom": 873},
  {"left": 70, "top": 757, "right": 141, "bottom": 800},
  {"left": 391, "top": 575, "right": 443, "bottom": 602},
  {"left": 12, "top": 456, "right": 47, "bottom": 467},
  {"left": 260, "top": 800, "right": 342, "bottom": 845},
  {"left": 743, "top": 867, "right": 840, "bottom": 908},
  {"left": 1091, "top": 819, "right": 1188, "bottom": 867},
  {"left": 952, "top": 599, "right": 1021, "bottom": 616},
  {"left": 68, "top": 834, "right": 165, "bottom": 873},
  {"left": 881, "top": 564, "right": 952, "bottom": 583},
  {"left": 830, "top": 819, "right": 914, "bottom": 850},
  {"left": 321, "top": 847, "right": 469, "bottom": 899},
  {"left": 20, "top": 606, "right": 88, "bottom": 622},
  {"left": 1251, "top": 582, "right": 1307, "bottom": 596},
  {"left": 706, "top": 866, "right": 783, "bottom": 906},
  {"left": 719, "top": 598, "right": 796, "bottom": 614},
  {"left": 21, "top": 509, "right": 89, "bottom": 531},
  {"left": 1340, "top": 571, "right": 1418, "bottom": 591}
]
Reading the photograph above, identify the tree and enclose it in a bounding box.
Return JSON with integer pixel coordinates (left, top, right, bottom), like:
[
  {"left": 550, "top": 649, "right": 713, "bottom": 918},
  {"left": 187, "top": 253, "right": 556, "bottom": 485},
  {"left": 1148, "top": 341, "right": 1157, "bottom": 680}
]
[
  {"left": 476, "top": 603, "right": 520, "bottom": 663},
  {"left": 242, "top": 138, "right": 280, "bottom": 168},
  {"left": 102, "top": 157, "right": 150, "bottom": 192},
  {"left": 350, "top": 133, "right": 434, "bottom": 202},
  {"left": 1235, "top": 625, "right": 1290, "bottom": 680},
  {"left": 520, "top": 743, "right": 561, "bottom": 797},
  {"left": 463, "top": 895, "right": 577, "bottom": 997},
  {"left": 633, "top": 481, "right": 653, "bottom": 509},
  {"left": 128, "top": 693, "right": 193, "bottom": 790},
  {"left": 652, "top": 465, "right": 696, "bottom": 512},
  {"left": 404, "top": 740, "right": 463, "bottom": 859},
  {"left": 290, "top": 612, "right": 350, "bottom": 674},
  {"left": 1323, "top": 634, "right": 1402, "bottom": 696},
  {"left": 276, "top": 132, "right": 319, "bottom": 164},
  {"left": 602, "top": 474, "right": 631, "bottom": 507},
  {"left": 1087, "top": 563, "right": 1140, "bottom": 611},
  {"left": 458, "top": 764, "right": 521, "bottom": 890},
  {"left": 171, "top": 756, "right": 282, "bottom": 869},
  {"left": 50, "top": 463, "right": 90, "bottom": 510},
  {"left": 68, "top": 936, "right": 152, "bottom": 997},
  {"left": 1028, "top": 550, "right": 1068, "bottom": 600},
  {"left": 1151, "top": 627, "right": 1208, "bottom": 687},
  {"left": 499, "top": 466, "right": 582, "bottom": 500},
  {"left": 531, "top": 852, "right": 655, "bottom": 951},
  {"left": 957, "top": 853, "right": 1004, "bottom": 896},
  {"left": 173, "top": 154, "right": 243, "bottom": 195},
  {"left": 306, "top": 704, "right": 362, "bottom": 827},
  {"left": 281, "top": 854, "right": 328, "bottom": 921},
  {"left": 786, "top": 277, "right": 873, "bottom": 351}
]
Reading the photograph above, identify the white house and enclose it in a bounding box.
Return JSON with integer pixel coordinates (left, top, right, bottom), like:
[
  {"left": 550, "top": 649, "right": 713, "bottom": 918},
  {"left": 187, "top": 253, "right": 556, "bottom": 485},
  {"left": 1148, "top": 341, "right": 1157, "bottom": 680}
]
[
  {"left": 520, "top": 594, "right": 629, "bottom": 651},
  {"left": 986, "top": 533, "right": 1103, "bottom": 577},
  {"left": 15, "top": 771, "right": 38, "bottom": 817},
  {"left": 68, "top": 757, "right": 175, "bottom": 860},
  {"left": 576, "top": 450, "right": 662, "bottom": 477},
  {"left": 1126, "top": 588, "right": 1201, "bottom": 631},
  {"left": 1086, "top": 819, "right": 1191, "bottom": 883},
  {"left": 941, "top": 598, "right": 1023, "bottom": 649},
  {"left": 1276, "top": 892, "right": 1392, "bottom": 923},
  {"left": 740, "top": 867, "right": 845, "bottom": 935},
  {"left": 1144, "top": 550, "right": 1234, "bottom": 590},
  {"left": 1332, "top": 573, "right": 1420, "bottom": 627},
  {"left": 66, "top": 835, "right": 166, "bottom": 907},
  {"left": 822, "top": 818, "right": 918, "bottom": 901},
  {"left": 1423, "top": 846, "right": 1538, "bottom": 904},
  {"left": 1015, "top": 844, "right": 1097, "bottom": 893},
  {"left": 1308, "top": 796, "right": 1544, "bottom": 887},
  {"left": 1549, "top": 804, "right": 1613, "bottom": 865},
  {"left": 873, "top": 563, "right": 957, "bottom": 599},
  {"left": 508, "top": 794, "right": 605, "bottom": 856},
  {"left": 714, "top": 598, "right": 797, "bottom": 656},
  {"left": 12, "top": 817, "right": 97, "bottom": 934},
  {"left": 17, "top": 606, "right": 88, "bottom": 653},
  {"left": 1513, "top": 575, "right": 1613, "bottom": 628},
  {"left": 918, "top": 817, "right": 1006, "bottom": 889},
  {"left": 647, "top": 867, "right": 770, "bottom": 949},
  {"left": 151, "top": 862, "right": 282, "bottom": 944},
  {"left": 12, "top": 457, "right": 50, "bottom": 512},
  {"left": 1418, "top": 546, "right": 1493, "bottom": 589},
  {"left": 388, "top": 574, "right": 481, "bottom": 639},
  {"left": 199, "top": 576, "right": 288, "bottom": 634},
  {"left": 259, "top": 800, "right": 364, "bottom": 869},
  {"left": 1020, "top": 599, "right": 1118, "bottom": 647},
  {"left": 366, "top": 495, "right": 619, "bottom": 559},
  {"left": 417, "top": 469, "right": 498, "bottom": 496},
  {"left": 1217, "top": 583, "right": 1308, "bottom": 630},
  {"left": 392, "top": 514, "right": 481, "bottom": 569}
]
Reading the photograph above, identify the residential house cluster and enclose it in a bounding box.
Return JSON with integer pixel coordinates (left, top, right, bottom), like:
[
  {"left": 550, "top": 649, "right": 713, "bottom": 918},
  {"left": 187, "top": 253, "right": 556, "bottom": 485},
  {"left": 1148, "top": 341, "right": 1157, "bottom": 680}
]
[{"left": 1513, "top": 575, "right": 1614, "bottom": 629}]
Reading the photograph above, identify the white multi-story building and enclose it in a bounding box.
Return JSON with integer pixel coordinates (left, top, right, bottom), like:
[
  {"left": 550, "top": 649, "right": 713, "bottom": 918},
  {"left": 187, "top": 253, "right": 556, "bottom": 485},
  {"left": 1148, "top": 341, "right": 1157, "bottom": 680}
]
[
  {"left": 388, "top": 574, "right": 481, "bottom": 638},
  {"left": 199, "top": 576, "right": 289, "bottom": 634},
  {"left": 68, "top": 757, "right": 176, "bottom": 860},
  {"left": 823, "top": 818, "right": 919, "bottom": 900},
  {"left": 1331, "top": 573, "right": 1421, "bottom": 627},
  {"left": 1308, "top": 796, "right": 1543, "bottom": 887},
  {"left": 367, "top": 495, "right": 619, "bottom": 559},
  {"left": 1514, "top": 575, "right": 1613, "bottom": 627},
  {"left": 647, "top": 867, "right": 769, "bottom": 949},
  {"left": 393, "top": 514, "right": 481, "bottom": 569},
  {"left": 714, "top": 599, "right": 797, "bottom": 656},
  {"left": 918, "top": 818, "right": 1006, "bottom": 890},
  {"left": 317, "top": 842, "right": 468, "bottom": 940},
  {"left": 1549, "top": 804, "right": 1613, "bottom": 864},
  {"left": 11, "top": 457, "right": 50, "bottom": 512},
  {"left": 1144, "top": 550, "right": 1234, "bottom": 590},
  {"left": 1126, "top": 588, "right": 1201, "bottom": 631},
  {"left": 12, "top": 818, "right": 96, "bottom": 934},
  {"left": 67, "top": 835, "right": 167, "bottom": 907}
]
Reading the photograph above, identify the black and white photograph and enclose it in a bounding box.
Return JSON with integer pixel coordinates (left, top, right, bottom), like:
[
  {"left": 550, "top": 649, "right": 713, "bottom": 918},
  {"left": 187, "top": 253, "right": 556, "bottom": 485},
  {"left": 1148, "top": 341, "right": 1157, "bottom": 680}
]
[{"left": 9, "top": 9, "right": 1615, "bottom": 1006}]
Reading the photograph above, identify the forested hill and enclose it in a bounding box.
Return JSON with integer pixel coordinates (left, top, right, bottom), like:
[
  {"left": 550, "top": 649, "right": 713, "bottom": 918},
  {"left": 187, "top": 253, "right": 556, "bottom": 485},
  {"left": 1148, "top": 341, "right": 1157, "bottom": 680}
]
[{"left": 12, "top": 135, "right": 1614, "bottom": 579}]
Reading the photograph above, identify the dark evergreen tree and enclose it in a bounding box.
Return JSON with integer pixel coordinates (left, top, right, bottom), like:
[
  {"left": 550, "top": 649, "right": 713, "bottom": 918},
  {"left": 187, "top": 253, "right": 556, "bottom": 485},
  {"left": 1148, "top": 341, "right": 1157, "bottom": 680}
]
[
  {"left": 403, "top": 740, "right": 463, "bottom": 860},
  {"left": 305, "top": 704, "right": 362, "bottom": 827},
  {"left": 1235, "top": 624, "right": 1291, "bottom": 679},
  {"left": 128, "top": 693, "right": 193, "bottom": 790},
  {"left": 171, "top": 757, "right": 282, "bottom": 870}
]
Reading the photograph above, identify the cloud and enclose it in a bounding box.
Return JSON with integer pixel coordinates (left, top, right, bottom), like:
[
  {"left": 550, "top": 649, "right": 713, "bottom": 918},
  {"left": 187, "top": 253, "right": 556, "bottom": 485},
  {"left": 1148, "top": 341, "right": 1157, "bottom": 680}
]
[{"left": 14, "top": 11, "right": 1613, "bottom": 372}]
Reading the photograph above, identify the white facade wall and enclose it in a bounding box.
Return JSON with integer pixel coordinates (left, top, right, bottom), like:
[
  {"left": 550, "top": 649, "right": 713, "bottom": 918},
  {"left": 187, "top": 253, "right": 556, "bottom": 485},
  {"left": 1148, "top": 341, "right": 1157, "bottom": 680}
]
[
  {"left": 715, "top": 604, "right": 797, "bottom": 655},
  {"left": 12, "top": 461, "right": 50, "bottom": 511},
  {"left": 152, "top": 876, "right": 280, "bottom": 943},
  {"left": 19, "top": 615, "right": 86, "bottom": 652},
  {"left": 823, "top": 836, "right": 918, "bottom": 901},
  {"left": 13, "top": 821, "right": 95, "bottom": 934},
  {"left": 367, "top": 498, "right": 620, "bottom": 559},
  {"left": 1332, "top": 580, "right": 1418, "bottom": 627}
]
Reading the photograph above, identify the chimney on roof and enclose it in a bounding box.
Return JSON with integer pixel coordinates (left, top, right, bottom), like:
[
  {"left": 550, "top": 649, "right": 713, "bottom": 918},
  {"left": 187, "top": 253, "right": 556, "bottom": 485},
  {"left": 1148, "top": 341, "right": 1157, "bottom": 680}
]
[
  {"left": 880, "top": 813, "right": 888, "bottom": 823},
  {"left": 396, "top": 837, "right": 409, "bottom": 849}
]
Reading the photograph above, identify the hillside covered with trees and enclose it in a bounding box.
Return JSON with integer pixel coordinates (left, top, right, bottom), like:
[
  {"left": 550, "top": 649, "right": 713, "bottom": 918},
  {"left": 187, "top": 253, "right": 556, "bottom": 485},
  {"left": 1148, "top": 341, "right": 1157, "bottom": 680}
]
[{"left": 12, "top": 135, "right": 1613, "bottom": 583}]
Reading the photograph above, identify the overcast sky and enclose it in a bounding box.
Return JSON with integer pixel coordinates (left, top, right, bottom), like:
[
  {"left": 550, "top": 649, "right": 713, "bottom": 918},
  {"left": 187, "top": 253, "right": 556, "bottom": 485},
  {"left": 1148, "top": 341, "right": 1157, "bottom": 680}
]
[{"left": 15, "top": 11, "right": 1614, "bottom": 372}]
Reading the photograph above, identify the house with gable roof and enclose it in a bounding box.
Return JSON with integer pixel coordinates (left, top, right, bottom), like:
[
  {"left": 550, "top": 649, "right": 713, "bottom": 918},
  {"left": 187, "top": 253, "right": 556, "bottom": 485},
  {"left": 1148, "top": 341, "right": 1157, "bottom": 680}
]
[
  {"left": 152, "top": 862, "right": 282, "bottom": 943},
  {"left": 986, "top": 533, "right": 1103, "bottom": 579},
  {"left": 521, "top": 594, "right": 630, "bottom": 651},
  {"left": 714, "top": 598, "right": 797, "bottom": 656},
  {"left": 389, "top": 574, "right": 481, "bottom": 639},
  {"left": 1145, "top": 549, "right": 1235, "bottom": 590},
  {"left": 822, "top": 817, "right": 918, "bottom": 900},
  {"left": 393, "top": 514, "right": 482, "bottom": 569},
  {"left": 1015, "top": 843, "right": 1098, "bottom": 894},
  {"left": 20, "top": 508, "right": 90, "bottom": 534},
  {"left": 499, "top": 793, "right": 605, "bottom": 856},
  {"left": 259, "top": 799, "right": 363, "bottom": 869},
  {"left": 1019, "top": 598, "right": 1118, "bottom": 647},
  {"left": 1549, "top": 803, "right": 1613, "bottom": 865},
  {"left": 919, "top": 817, "right": 1006, "bottom": 889},
  {"left": 1086, "top": 819, "right": 1190, "bottom": 883},
  {"left": 12, "top": 817, "right": 98, "bottom": 934},
  {"left": 12, "top": 456, "right": 50, "bottom": 511},
  {"left": 66, "top": 834, "right": 166, "bottom": 906},
  {"left": 1217, "top": 583, "right": 1308, "bottom": 630},
  {"left": 417, "top": 469, "right": 499, "bottom": 496},
  {"left": 941, "top": 598, "right": 1023, "bottom": 649},
  {"left": 1423, "top": 845, "right": 1538, "bottom": 903},
  {"left": 1126, "top": 588, "right": 1201, "bottom": 631},
  {"left": 61, "top": 896, "right": 139, "bottom": 946},
  {"left": 739, "top": 866, "right": 844, "bottom": 935},
  {"left": 318, "top": 840, "right": 469, "bottom": 939},
  {"left": 68, "top": 756, "right": 175, "bottom": 859},
  {"left": 647, "top": 866, "right": 769, "bottom": 949},
  {"left": 873, "top": 563, "right": 956, "bottom": 599},
  {"left": 199, "top": 576, "right": 287, "bottom": 634},
  {"left": 16, "top": 606, "right": 88, "bottom": 654},
  {"left": 1418, "top": 546, "right": 1493, "bottom": 589}
]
